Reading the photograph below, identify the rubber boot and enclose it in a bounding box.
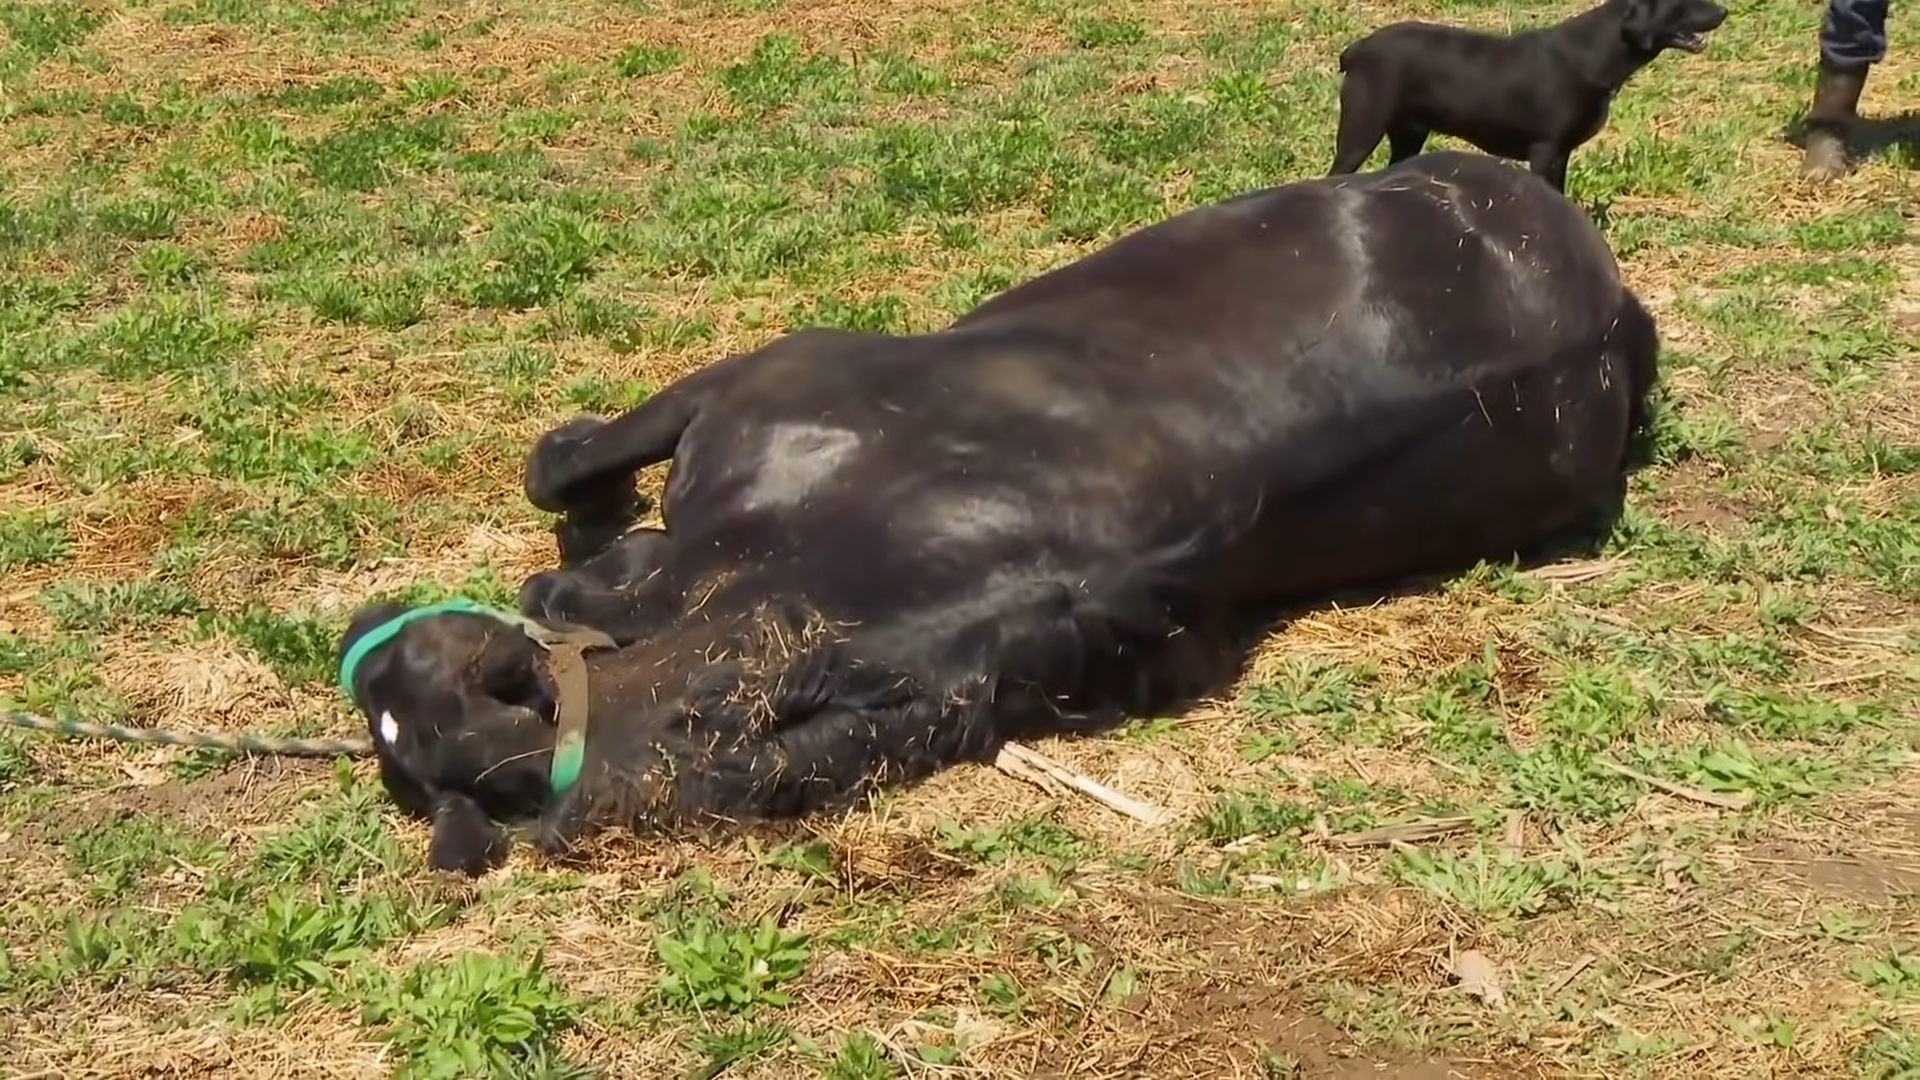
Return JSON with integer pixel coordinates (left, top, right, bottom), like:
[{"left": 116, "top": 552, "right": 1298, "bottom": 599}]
[{"left": 1802, "top": 59, "right": 1871, "bottom": 182}]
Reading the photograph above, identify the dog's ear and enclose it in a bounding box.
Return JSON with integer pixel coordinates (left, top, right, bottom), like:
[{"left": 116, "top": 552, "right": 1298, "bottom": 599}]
[
  {"left": 1620, "top": 0, "right": 1661, "bottom": 51},
  {"left": 428, "top": 792, "right": 511, "bottom": 876}
]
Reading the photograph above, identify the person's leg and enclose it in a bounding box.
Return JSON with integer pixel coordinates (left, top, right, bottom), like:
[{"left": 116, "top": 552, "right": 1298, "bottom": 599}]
[{"left": 1804, "top": 0, "right": 1889, "bottom": 181}]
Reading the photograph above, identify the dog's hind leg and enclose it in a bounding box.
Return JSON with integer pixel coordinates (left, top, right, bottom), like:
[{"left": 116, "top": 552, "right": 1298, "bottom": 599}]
[
  {"left": 1385, "top": 123, "right": 1430, "bottom": 165},
  {"left": 1328, "top": 74, "right": 1393, "bottom": 174}
]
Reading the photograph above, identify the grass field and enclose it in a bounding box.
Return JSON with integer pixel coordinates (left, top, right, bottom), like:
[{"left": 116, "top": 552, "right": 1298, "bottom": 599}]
[{"left": 1, "top": 0, "right": 1917, "bottom": 1075}]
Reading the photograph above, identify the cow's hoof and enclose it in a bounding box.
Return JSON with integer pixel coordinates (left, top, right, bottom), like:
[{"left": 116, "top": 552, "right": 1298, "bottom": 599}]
[
  {"left": 531, "top": 823, "right": 597, "bottom": 869},
  {"left": 517, "top": 570, "right": 573, "bottom": 622},
  {"left": 526, "top": 414, "right": 609, "bottom": 513},
  {"left": 554, "top": 505, "right": 640, "bottom": 568},
  {"left": 428, "top": 796, "right": 512, "bottom": 877}
]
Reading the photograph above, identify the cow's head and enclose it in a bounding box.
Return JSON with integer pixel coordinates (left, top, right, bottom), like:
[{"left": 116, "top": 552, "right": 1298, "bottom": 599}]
[{"left": 337, "top": 600, "right": 561, "bottom": 875}]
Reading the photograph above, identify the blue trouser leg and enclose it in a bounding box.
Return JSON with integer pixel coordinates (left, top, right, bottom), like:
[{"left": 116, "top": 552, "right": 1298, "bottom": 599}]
[{"left": 1820, "top": 0, "right": 1890, "bottom": 69}]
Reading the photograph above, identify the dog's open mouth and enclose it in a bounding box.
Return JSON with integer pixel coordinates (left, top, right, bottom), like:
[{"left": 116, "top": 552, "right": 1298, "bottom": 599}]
[{"left": 1669, "top": 31, "right": 1710, "bottom": 53}]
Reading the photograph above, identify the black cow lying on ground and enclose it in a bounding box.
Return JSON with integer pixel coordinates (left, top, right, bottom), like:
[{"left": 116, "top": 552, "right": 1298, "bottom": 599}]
[{"left": 338, "top": 150, "right": 1661, "bottom": 876}]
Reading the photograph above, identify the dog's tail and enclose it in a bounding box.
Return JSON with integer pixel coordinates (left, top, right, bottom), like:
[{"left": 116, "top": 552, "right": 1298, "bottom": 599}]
[{"left": 1337, "top": 38, "right": 1363, "bottom": 73}]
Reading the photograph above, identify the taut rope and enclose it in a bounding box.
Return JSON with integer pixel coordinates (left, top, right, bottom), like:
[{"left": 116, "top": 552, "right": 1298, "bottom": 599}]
[{"left": 2, "top": 711, "right": 374, "bottom": 758}]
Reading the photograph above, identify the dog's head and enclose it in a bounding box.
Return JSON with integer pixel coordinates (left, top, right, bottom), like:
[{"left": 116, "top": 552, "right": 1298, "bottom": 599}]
[
  {"left": 1622, "top": 0, "right": 1727, "bottom": 55},
  {"left": 338, "top": 601, "right": 560, "bottom": 875}
]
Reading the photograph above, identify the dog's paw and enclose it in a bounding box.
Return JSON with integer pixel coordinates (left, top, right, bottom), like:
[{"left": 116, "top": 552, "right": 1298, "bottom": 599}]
[{"left": 525, "top": 414, "right": 610, "bottom": 513}]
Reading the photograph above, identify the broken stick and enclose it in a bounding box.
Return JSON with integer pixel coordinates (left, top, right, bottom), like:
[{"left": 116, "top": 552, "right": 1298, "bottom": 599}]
[
  {"left": 1326, "top": 815, "right": 1475, "bottom": 848},
  {"left": 993, "top": 742, "right": 1174, "bottom": 826},
  {"left": 1596, "top": 757, "right": 1753, "bottom": 811}
]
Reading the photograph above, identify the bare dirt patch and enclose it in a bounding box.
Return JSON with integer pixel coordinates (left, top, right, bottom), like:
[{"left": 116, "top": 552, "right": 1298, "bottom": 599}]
[
  {"left": 1082, "top": 885, "right": 1548, "bottom": 1079},
  {"left": 1649, "top": 457, "right": 1752, "bottom": 534},
  {"left": 1734, "top": 776, "right": 1920, "bottom": 908},
  {"left": 1096, "top": 986, "right": 1543, "bottom": 1079},
  {"left": 21, "top": 754, "right": 338, "bottom": 841},
  {"left": 1746, "top": 836, "right": 1920, "bottom": 904}
]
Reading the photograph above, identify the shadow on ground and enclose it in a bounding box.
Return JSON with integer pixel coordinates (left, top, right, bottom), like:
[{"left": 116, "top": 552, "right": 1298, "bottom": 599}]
[{"left": 1780, "top": 109, "right": 1920, "bottom": 168}]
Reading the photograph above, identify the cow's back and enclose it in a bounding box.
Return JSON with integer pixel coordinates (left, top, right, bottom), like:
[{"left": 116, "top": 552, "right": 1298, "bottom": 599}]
[
  {"left": 958, "top": 151, "right": 1620, "bottom": 391},
  {"left": 654, "top": 152, "right": 1641, "bottom": 636}
]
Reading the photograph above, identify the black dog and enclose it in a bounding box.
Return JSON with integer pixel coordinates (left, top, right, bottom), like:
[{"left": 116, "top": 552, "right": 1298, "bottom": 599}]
[
  {"left": 1327, "top": 0, "right": 1728, "bottom": 192},
  {"left": 339, "top": 151, "right": 1662, "bottom": 875}
]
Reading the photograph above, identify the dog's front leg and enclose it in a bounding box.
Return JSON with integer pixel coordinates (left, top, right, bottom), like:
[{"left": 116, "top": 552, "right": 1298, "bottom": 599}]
[
  {"left": 1526, "top": 145, "right": 1570, "bottom": 193},
  {"left": 1384, "top": 124, "right": 1428, "bottom": 165}
]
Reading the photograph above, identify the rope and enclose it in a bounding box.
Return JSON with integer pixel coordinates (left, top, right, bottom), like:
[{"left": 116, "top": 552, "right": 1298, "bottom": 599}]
[{"left": 3, "top": 711, "right": 375, "bottom": 759}]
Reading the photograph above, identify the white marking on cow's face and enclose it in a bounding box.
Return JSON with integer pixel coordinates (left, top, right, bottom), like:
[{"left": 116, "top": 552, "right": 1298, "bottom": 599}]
[
  {"left": 740, "top": 422, "right": 863, "bottom": 509},
  {"left": 378, "top": 710, "right": 401, "bottom": 747}
]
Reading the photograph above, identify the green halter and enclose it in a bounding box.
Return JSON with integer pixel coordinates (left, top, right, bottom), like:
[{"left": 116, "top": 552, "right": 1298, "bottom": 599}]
[
  {"left": 337, "top": 598, "right": 612, "bottom": 794},
  {"left": 336, "top": 598, "right": 500, "bottom": 697}
]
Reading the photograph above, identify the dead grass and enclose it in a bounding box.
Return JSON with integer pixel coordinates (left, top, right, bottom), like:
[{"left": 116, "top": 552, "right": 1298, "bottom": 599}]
[{"left": 14, "top": 999, "right": 390, "bottom": 1080}]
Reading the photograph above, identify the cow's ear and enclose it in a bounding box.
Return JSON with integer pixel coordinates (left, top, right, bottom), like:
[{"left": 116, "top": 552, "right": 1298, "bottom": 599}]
[{"left": 428, "top": 793, "right": 510, "bottom": 876}]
